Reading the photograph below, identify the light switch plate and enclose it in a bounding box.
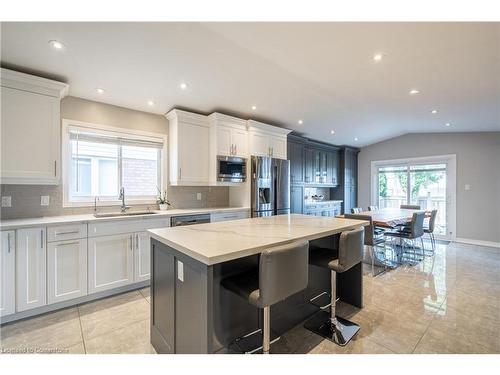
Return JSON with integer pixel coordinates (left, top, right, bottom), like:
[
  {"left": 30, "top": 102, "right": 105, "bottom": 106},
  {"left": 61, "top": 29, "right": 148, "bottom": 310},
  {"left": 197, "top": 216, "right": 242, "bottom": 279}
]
[
  {"left": 196, "top": 193, "right": 202, "bottom": 201},
  {"left": 177, "top": 260, "right": 184, "bottom": 282},
  {"left": 464, "top": 184, "right": 471, "bottom": 191},
  {"left": 41, "top": 195, "right": 50, "bottom": 206},
  {"left": 1, "top": 196, "right": 12, "bottom": 207}
]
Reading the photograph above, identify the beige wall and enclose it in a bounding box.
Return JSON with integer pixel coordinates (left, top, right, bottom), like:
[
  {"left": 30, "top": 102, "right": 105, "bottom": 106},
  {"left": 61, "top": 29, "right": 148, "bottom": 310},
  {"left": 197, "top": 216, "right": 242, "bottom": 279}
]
[
  {"left": 357, "top": 132, "right": 500, "bottom": 244},
  {"left": 0, "top": 97, "right": 229, "bottom": 219}
]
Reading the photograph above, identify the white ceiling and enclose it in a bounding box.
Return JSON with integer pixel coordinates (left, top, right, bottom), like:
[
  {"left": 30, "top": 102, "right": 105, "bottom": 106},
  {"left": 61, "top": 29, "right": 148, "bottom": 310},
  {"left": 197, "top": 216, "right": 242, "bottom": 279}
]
[{"left": 1, "top": 22, "right": 499, "bottom": 146}]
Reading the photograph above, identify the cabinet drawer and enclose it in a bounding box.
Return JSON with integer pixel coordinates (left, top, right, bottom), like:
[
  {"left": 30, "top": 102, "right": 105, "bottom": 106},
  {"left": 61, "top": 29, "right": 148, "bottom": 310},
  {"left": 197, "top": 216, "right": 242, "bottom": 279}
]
[
  {"left": 210, "top": 210, "right": 249, "bottom": 222},
  {"left": 47, "top": 223, "right": 87, "bottom": 242},
  {"left": 89, "top": 217, "right": 170, "bottom": 237}
]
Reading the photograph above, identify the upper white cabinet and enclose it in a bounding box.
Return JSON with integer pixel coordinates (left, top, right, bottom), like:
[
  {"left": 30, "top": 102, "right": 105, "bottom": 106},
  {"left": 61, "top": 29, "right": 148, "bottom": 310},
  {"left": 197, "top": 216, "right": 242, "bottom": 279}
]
[
  {"left": 0, "top": 69, "right": 69, "bottom": 185},
  {"left": 1, "top": 231, "right": 16, "bottom": 317},
  {"left": 16, "top": 227, "right": 47, "bottom": 312},
  {"left": 247, "top": 120, "right": 291, "bottom": 159},
  {"left": 209, "top": 113, "right": 248, "bottom": 158},
  {"left": 167, "top": 109, "right": 210, "bottom": 186}
]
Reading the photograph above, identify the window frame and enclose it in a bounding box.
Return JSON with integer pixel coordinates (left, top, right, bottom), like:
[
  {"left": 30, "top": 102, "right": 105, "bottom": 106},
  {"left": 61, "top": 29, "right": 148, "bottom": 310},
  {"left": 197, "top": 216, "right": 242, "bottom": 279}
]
[{"left": 62, "top": 119, "right": 167, "bottom": 208}]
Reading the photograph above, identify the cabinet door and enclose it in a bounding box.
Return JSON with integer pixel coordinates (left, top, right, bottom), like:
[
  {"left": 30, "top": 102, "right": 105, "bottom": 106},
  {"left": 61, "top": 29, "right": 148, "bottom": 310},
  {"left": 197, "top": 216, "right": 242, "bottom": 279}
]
[
  {"left": 290, "top": 186, "right": 304, "bottom": 214},
  {"left": 344, "top": 149, "right": 358, "bottom": 186},
  {"left": 88, "top": 234, "right": 134, "bottom": 294},
  {"left": 16, "top": 227, "right": 47, "bottom": 312},
  {"left": 327, "top": 150, "right": 340, "bottom": 186},
  {"left": 134, "top": 232, "right": 151, "bottom": 282},
  {"left": 47, "top": 239, "right": 87, "bottom": 304},
  {"left": 216, "top": 126, "right": 232, "bottom": 156},
  {"left": 1, "top": 87, "right": 60, "bottom": 184},
  {"left": 249, "top": 131, "right": 270, "bottom": 157},
  {"left": 304, "top": 148, "right": 314, "bottom": 183},
  {"left": 232, "top": 128, "right": 248, "bottom": 157},
  {"left": 1, "top": 231, "right": 16, "bottom": 317},
  {"left": 177, "top": 122, "right": 210, "bottom": 184},
  {"left": 288, "top": 141, "right": 304, "bottom": 184},
  {"left": 270, "top": 135, "right": 287, "bottom": 159},
  {"left": 319, "top": 150, "right": 327, "bottom": 183}
]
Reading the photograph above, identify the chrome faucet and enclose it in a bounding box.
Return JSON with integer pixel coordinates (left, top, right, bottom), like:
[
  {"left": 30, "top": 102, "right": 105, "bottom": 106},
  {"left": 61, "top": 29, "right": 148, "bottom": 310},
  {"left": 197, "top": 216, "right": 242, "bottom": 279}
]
[{"left": 119, "top": 187, "right": 130, "bottom": 213}]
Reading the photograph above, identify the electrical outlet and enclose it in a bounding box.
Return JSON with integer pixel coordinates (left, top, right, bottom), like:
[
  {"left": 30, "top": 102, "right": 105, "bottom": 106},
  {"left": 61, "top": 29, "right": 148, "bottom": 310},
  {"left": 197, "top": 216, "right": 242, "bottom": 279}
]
[
  {"left": 1, "top": 196, "right": 12, "bottom": 207},
  {"left": 464, "top": 184, "right": 471, "bottom": 191},
  {"left": 196, "top": 192, "right": 202, "bottom": 201},
  {"left": 41, "top": 195, "right": 50, "bottom": 206}
]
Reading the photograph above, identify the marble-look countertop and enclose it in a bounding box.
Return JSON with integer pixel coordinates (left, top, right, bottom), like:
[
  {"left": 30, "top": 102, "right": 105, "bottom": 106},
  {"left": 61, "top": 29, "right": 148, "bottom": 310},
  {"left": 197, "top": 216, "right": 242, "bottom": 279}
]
[
  {"left": 0, "top": 207, "right": 250, "bottom": 230},
  {"left": 149, "top": 214, "right": 369, "bottom": 265}
]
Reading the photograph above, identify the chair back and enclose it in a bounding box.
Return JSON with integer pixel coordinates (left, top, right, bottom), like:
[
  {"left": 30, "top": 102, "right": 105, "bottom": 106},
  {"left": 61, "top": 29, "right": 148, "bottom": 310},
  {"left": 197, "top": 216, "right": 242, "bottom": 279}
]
[
  {"left": 345, "top": 214, "right": 374, "bottom": 246},
  {"left": 351, "top": 207, "right": 363, "bottom": 214},
  {"left": 410, "top": 212, "right": 426, "bottom": 238},
  {"left": 336, "top": 227, "right": 364, "bottom": 273},
  {"left": 427, "top": 209, "right": 438, "bottom": 232},
  {"left": 368, "top": 205, "right": 378, "bottom": 211},
  {"left": 400, "top": 204, "right": 421, "bottom": 209},
  {"left": 259, "top": 240, "right": 309, "bottom": 307}
]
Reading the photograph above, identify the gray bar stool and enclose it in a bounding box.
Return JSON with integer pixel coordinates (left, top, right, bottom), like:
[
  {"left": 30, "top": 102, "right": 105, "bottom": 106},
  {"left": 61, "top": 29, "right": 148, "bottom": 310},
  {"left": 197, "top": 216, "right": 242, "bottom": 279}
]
[
  {"left": 222, "top": 240, "right": 309, "bottom": 354},
  {"left": 304, "top": 227, "right": 364, "bottom": 346}
]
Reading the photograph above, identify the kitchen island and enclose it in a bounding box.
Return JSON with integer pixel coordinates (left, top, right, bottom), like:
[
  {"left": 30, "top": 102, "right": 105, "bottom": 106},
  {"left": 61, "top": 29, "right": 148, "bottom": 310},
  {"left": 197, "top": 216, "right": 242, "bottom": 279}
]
[{"left": 148, "top": 214, "right": 368, "bottom": 354}]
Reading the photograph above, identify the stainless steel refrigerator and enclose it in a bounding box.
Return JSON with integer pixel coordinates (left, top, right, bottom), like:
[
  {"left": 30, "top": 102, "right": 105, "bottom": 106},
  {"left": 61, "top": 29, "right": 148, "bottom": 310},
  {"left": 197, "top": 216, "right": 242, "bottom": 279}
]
[{"left": 251, "top": 156, "right": 290, "bottom": 217}]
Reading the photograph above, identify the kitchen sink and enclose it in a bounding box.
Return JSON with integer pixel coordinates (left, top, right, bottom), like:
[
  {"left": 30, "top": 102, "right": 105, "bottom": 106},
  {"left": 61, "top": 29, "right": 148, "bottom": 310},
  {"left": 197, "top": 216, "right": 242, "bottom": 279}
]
[{"left": 94, "top": 211, "right": 159, "bottom": 218}]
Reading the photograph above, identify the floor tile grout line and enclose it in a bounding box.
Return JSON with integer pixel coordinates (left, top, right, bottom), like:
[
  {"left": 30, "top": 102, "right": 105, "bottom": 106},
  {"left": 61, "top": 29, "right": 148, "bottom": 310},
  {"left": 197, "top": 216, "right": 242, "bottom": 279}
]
[
  {"left": 81, "top": 316, "right": 151, "bottom": 344},
  {"left": 76, "top": 305, "right": 87, "bottom": 354}
]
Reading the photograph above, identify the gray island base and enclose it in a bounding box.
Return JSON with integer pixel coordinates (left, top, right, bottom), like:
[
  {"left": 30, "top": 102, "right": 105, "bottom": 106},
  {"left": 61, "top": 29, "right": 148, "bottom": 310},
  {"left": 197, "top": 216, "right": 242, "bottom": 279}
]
[{"left": 148, "top": 214, "right": 368, "bottom": 354}]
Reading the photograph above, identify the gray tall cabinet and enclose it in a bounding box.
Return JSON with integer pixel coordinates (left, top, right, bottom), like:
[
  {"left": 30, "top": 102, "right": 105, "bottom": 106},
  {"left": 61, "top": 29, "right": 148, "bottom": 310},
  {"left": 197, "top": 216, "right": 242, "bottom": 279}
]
[{"left": 287, "top": 134, "right": 358, "bottom": 215}]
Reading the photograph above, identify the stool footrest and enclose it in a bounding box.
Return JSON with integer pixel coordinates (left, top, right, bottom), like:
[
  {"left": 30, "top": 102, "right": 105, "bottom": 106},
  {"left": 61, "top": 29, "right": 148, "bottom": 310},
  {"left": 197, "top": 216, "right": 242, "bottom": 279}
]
[
  {"left": 309, "top": 291, "right": 339, "bottom": 310},
  {"left": 230, "top": 328, "right": 280, "bottom": 354}
]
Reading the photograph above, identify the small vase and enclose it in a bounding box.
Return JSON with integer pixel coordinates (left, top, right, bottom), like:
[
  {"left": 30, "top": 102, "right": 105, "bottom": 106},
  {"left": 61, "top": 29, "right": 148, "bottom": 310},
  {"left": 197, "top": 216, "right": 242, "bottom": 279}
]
[{"left": 159, "top": 204, "right": 169, "bottom": 211}]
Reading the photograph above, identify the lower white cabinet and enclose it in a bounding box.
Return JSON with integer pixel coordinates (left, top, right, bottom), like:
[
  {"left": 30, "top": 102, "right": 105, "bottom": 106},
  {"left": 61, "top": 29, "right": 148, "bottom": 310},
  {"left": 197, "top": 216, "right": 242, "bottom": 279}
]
[
  {"left": 88, "top": 233, "right": 134, "bottom": 294},
  {"left": 210, "top": 210, "right": 250, "bottom": 222},
  {"left": 47, "top": 239, "right": 87, "bottom": 304},
  {"left": 134, "top": 232, "right": 151, "bottom": 282},
  {"left": 1, "top": 231, "right": 16, "bottom": 317},
  {"left": 16, "top": 227, "right": 47, "bottom": 312}
]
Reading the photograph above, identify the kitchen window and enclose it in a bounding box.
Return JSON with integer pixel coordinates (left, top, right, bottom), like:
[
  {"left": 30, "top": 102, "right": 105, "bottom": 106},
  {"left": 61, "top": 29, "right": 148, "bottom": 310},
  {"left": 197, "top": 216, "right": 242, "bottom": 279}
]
[{"left": 63, "top": 120, "right": 166, "bottom": 207}]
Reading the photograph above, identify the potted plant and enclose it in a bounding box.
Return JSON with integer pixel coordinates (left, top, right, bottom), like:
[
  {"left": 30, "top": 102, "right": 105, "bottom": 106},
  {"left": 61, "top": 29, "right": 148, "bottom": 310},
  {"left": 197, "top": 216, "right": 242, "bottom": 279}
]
[{"left": 157, "top": 189, "right": 171, "bottom": 211}]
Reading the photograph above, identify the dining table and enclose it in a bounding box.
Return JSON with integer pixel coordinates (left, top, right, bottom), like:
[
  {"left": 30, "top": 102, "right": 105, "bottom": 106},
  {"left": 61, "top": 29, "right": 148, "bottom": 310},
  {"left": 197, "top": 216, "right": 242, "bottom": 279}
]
[{"left": 337, "top": 208, "right": 430, "bottom": 228}]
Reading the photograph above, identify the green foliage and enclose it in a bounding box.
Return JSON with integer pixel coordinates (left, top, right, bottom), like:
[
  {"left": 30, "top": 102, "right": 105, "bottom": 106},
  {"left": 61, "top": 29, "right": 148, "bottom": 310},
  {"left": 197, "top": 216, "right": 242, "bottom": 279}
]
[
  {"left": 397, "top": 171, "right": 442, "bottom": 200},
  {"left": 379, "top": 173, "right": 388, "bottom": 197}
]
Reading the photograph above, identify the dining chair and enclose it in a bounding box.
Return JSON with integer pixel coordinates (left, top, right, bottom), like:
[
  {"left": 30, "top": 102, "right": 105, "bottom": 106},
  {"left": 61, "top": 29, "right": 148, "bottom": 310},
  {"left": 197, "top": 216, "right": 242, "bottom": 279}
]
[
  {"left": 367, "top": 206, "right": 378, "bottom": 211},
  {"left": 345, "top": 214, "right": 392, "bottom": 276},
  {"left": 351, "top": 207, "right": 363, "bottom": 214},
  {"left": 400, "top": 204, "right": 421, "bottom": 209},
  {"left": 384, "top": 211, "right": 426, "bottom": 264},
  {"left": 424, "top": 209, "right": 438, "bottom": 254}
]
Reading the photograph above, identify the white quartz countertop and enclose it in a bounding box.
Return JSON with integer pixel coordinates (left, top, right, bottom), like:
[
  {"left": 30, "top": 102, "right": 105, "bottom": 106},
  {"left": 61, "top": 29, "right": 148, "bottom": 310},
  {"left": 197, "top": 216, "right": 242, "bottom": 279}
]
[
  {"left": 0, "top": 207, "right": 250, "bottom": 230},
  {"left": 148, "top": 214, "right": 369, "bottom": 265}
]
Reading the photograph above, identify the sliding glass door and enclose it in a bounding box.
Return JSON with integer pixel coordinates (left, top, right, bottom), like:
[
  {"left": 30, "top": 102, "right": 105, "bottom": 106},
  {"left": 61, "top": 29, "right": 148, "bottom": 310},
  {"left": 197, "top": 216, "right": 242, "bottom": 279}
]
[{"left": 377, "top": 162, "right": 449, "bottom": 237}]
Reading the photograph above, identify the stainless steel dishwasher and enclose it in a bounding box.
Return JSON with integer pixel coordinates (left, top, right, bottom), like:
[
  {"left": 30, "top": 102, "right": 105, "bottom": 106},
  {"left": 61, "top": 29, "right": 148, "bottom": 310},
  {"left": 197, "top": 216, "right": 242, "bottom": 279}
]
[{"left": 170, "top": 214, "right": 211, "bottom": 227}]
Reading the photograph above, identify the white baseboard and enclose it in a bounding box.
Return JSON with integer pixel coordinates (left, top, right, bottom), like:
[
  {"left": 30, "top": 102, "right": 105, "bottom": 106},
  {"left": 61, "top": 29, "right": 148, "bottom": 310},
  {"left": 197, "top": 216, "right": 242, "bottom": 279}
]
[{"left": 454, "top": 237, "right": 500, "bottom": 249}]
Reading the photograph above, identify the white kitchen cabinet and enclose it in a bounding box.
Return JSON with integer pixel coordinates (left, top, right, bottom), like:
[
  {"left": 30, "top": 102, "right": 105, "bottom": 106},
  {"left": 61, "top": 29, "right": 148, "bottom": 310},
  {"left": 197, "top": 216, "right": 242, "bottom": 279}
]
[
  {"left": 209, "top": 113, "right": 248, "bottom": 158},
  {"left": 133, "top": 232, "right": 151, "bottom": 282},
  {"left": 47, "top": 239, "right": 88, "bottom": 304},
  {"left": 167, "top": 109, "right": 210, "bottom": 186},
  {"left": 16, "top": 227, "right": 47, "bottom": 312},
  {"left": 247, "top": 120, "right": 291, "bottom": 159},
  {"left": 210, "top": 210, "right": 250, "bottom": 223},
  {"left": 88, "top": 233, "right": 134, "bottom": 294},
  {"left": 1, "top": 231, "right": 16, "bottom": 317},
  {"left": 0, "top": 69, "right": 68, "bottom": 185}
]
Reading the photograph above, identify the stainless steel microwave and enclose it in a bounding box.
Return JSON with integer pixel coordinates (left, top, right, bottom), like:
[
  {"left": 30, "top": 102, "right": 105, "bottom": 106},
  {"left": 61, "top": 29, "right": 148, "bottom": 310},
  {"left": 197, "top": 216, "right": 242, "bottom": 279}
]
[{"left": 217, "top": 155, "right": 247, "bottom": 182}]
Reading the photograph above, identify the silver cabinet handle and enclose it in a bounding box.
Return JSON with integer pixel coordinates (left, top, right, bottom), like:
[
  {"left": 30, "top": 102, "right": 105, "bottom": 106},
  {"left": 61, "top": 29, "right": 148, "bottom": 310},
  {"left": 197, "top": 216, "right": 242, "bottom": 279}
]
[
  {"left": 234, "top": 144, "right": 237, "bottom": 155},
  {"left": 55, "top": 230, "right": 79, "bottom": 236},
  {"left": 179, "top": 168, "right": 182, "bottom": 180},
  {"left": 40, "top": 230, "right": 44, "bottom": 248},
  {"left": 130, "top": 235, "right": 133, "bottom": 251},
  {"left": 136, "top": 234, "right": 139, "bottom": 250},
  {"left": 7, "top": 232, "right": 11, "bottom": 253}
]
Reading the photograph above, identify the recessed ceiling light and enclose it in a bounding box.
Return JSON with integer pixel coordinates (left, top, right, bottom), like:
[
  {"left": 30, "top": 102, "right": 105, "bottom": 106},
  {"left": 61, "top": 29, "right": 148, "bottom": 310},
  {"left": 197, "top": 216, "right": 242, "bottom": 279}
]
[
  {"left": 354, "top": 137, "right": 359, "bottom": 141},
  {"left": 180, "top": 83, "right": 187, "bottom": 90},
  {"left": 373, "top": 53, "right": 383, "bottom": 62},
  {"left": 445, "top": 123, "right": 451, "bottom": 127},
  {"left": 251, "top": 105, "right": 257, "bottom": 111},
  {"left": 298, "top": 119, "right": 303, "bottom": 125},
  {"left": 409, "top": 89, "right": 420, "bottom": 95},
  {"left": 48, "top": 40, "right": 65, "bottom": 50},
  {"left": 96, "top": 88, "right": 105, "bottom": 94},
  {"left": 431, "top": 109, "right": 438, "bottom": 114},
  {"left": 147, "top": 100, "right": 155, "bottom": 106},
  {"left": 330, "top": 130, "right": 335, "bottom": 134}
]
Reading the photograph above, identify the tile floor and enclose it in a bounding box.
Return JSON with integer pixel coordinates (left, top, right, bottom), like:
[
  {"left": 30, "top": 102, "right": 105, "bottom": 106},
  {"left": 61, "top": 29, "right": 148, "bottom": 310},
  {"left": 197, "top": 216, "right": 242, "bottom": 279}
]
[{"left": 1, "top": 241, "right": 499, "bottom": 354}]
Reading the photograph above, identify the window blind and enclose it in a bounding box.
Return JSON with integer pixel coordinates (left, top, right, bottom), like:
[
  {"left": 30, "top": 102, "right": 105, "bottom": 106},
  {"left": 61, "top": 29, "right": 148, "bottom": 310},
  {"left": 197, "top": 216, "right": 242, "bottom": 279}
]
[{"left": 68, "top": 127, "right": 164, "bottom": 149}]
